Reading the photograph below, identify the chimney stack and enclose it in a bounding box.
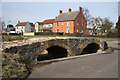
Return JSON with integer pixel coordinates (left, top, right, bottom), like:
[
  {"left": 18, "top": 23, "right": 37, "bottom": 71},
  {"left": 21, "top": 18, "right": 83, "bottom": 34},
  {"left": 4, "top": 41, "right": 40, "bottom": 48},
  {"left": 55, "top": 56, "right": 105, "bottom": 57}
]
[
  {"left": 59, "top": 10, "right": 62, "bottom": 14},
  {"left": 68, "top": 8, "right": 71, "bottom": 13},
  {"left": 79, "top": 7, "right": 82, "bottom": 12},
  {"left": 18, "top": 21, "right": 20, "bottom": 23}
]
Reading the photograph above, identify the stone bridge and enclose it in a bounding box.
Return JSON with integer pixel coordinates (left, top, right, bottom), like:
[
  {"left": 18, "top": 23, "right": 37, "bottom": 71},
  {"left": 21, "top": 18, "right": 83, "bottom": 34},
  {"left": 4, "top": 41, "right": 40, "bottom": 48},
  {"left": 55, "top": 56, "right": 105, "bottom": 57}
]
[{"left": 4, "top": 38, "right": 108, "bottom": 61}]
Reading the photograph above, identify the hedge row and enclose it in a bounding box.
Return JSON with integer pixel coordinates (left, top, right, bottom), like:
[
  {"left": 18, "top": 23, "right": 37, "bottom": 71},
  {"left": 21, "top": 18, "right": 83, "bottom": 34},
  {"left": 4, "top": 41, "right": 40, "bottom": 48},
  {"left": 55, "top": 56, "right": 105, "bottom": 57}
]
[{"left": 2, "top": 32, "right": 119, "bottom": 38}]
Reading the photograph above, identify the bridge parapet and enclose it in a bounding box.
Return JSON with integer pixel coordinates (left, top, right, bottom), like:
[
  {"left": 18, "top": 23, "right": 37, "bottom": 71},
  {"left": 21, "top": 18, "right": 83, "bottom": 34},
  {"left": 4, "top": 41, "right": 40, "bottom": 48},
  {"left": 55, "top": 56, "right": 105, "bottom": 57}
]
[{"left": 3, "top": 38, "right": 108, "bottom": 61}]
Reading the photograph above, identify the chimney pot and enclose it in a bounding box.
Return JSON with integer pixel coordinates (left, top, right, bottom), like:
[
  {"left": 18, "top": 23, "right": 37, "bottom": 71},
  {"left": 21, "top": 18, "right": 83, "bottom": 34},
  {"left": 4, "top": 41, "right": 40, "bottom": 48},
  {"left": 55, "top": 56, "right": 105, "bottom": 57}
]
[
  {"left": 18, "top": 21, "right": 20, "bottom": 23},
  {"left": 59, "top": 10, "right": 62, "bottom": 14},
  {"left": 79, "top": 7, "right": 82, "bottom": 12},
  {"left": 68, "top": 8, "right": 71, "bottom": 13}
]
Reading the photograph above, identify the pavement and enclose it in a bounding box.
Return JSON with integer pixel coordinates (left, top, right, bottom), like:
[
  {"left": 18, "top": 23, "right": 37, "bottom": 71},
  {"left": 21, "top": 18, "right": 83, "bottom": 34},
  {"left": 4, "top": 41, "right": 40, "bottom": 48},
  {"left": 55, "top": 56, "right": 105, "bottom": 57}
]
[{"left": 28, "top": 41, "right": 119, "bottom": 78}]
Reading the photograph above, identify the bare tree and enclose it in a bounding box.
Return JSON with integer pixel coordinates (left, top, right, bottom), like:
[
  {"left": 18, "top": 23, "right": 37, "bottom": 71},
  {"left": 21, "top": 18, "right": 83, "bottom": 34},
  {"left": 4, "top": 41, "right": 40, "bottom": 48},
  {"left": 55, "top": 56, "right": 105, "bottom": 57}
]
[
  {"left": 2, "top": 21, "right": 5, "bottom": 30},
  {"left": 89, "top": 17, "right": 102, "bottom": 33},
  {"left": 82, "top": 8, "right": 92, "bottom": 26}
]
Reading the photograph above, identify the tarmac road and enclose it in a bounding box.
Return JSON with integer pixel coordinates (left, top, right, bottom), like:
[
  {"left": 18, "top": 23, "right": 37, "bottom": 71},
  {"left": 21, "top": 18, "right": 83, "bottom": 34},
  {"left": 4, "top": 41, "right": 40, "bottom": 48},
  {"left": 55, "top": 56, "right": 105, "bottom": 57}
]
[{"left": 28, "top": 41, "right": 119, "bottom": 78}]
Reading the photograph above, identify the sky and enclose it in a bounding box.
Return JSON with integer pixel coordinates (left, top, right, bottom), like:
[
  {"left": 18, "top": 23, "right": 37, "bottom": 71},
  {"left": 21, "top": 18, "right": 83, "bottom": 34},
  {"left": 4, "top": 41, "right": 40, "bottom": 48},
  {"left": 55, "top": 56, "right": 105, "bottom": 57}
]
[
  {"left": 118, "top": 1, "right": 120, "bottom": 16},
  {"left": 2, "top": 2, "right": 119, "bottom": 28}
]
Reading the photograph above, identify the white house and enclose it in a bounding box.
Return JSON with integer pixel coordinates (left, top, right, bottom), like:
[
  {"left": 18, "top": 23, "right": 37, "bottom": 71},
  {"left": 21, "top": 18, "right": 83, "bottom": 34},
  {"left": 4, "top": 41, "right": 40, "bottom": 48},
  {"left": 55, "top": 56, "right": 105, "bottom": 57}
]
[{"left": 15, "top": 21, "right": 35, "bottom": 34}]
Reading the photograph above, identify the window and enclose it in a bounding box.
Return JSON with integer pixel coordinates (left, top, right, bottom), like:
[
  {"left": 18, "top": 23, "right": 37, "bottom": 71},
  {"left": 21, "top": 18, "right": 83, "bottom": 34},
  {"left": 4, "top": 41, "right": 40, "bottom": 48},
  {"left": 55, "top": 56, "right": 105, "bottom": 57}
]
[
  {"left": 62, "top": 23, "right": 63, "bottom": 25},
  {"left": 36, "top": 24, "right": 38, "bottom": 27},
  {"left": 57, "top": 23, "right": 59, "bottom": 26},
  {"left": 67, "top": 22, "right": 69, "bottom": 26},
  {"left": 43, "top": 25, "right": 46, "bottom": 27},
  {"left": 48, "top": 24, "right": 51, "bottom": 27},
  {"left": 77, "top": 30, "right": 78, "bottom": 32},
  {"left": 56, "top": 29, "right": 59, "bottom": 32},
  {"left": 67, "top": 28, "right": 69, "bottom": 33},
  {"left": 77, "top": 23, "right": 78, "bottom": 26},
  {"left": 36, "top": 30, "right": 38, "bottom": 32},
  {"left": 80, "top": 29, "right": 83, "bottom": 33}
]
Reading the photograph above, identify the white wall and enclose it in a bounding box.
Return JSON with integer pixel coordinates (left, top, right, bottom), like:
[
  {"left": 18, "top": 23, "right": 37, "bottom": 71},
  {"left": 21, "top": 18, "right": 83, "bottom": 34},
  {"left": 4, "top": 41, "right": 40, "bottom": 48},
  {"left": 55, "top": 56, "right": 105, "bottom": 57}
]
[
  {"left": 35, "top": 23, "right": 39, "bottom": 32},
  {"left": 43, "top": 24, "right": 52, "bottom": 27},
  {"left": 15, "top": 26, "right": 25, "bottom": 34}
]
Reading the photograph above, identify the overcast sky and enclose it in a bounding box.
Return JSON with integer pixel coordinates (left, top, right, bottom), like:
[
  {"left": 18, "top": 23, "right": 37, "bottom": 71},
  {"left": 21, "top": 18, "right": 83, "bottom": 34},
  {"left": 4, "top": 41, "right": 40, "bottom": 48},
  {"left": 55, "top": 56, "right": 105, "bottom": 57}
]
[{"left": 2, "top": 2, "right": 118, "bottom": 28}]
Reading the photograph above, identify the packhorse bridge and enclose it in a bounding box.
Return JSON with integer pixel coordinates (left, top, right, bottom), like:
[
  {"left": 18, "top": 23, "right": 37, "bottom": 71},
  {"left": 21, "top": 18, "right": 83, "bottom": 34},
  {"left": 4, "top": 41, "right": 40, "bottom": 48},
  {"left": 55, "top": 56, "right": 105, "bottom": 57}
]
[{"left": 4, "top": 38, "right": 108, "bottom": 61}]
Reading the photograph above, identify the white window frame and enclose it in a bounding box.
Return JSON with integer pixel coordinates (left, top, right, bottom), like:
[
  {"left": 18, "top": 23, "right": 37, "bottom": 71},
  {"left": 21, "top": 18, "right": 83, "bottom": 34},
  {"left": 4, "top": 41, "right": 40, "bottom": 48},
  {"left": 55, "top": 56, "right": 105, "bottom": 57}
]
[
  {"left": 77, "top": 30, "right": 78, "bottom": 32},
  {"left": 80, "top": 29, "right": 83, "bottom": 33},
  {"left": 48, "top": 24, "right": 51, "bottom": 27},
  {"left": 67, "top": 22, "right": 69, "bottom": 26},
  {"left": 36, "top": 24, "right": 38, "bottom": 27},
  {"left": 67, "top": 28, "right": 69, "bottom": 33},
  {"left": 43, "top": 25, "right": 46, "bottom": 27},
  {"left": 77, "top": 23, "right": 78, "bottom": 26}
]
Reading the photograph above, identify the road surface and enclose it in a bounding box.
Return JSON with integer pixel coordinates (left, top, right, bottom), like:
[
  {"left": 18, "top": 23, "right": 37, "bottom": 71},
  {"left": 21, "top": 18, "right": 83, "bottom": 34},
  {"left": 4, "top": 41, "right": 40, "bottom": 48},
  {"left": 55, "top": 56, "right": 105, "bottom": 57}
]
[{"left": 28, "top": 41, "right": 119, "bottom": 78}]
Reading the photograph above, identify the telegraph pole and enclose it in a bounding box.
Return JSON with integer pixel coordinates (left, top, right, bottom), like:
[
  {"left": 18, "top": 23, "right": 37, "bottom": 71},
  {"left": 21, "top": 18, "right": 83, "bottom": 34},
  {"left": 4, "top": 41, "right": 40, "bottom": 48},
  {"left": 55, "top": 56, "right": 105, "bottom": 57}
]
[{"left": 8, "top": 21, "right": 11, "bottom": 36}]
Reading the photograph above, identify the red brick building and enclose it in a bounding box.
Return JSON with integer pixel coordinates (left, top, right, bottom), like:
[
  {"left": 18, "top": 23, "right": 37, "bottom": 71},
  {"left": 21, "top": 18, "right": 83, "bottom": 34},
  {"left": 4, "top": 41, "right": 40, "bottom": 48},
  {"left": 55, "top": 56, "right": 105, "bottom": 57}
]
[{"left": 53, "top": 7, "right": 87, "bottom": 33}]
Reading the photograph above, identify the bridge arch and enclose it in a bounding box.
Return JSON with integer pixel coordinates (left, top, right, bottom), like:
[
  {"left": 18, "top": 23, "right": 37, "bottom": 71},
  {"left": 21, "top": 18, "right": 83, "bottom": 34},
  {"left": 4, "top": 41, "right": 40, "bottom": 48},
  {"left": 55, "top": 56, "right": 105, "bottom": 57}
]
[
  {"left": 81, "top": 42, "right": 100, "bottom": 54},
  {"left": 36, "top": 42, "right": 71, "bottom": 61}
]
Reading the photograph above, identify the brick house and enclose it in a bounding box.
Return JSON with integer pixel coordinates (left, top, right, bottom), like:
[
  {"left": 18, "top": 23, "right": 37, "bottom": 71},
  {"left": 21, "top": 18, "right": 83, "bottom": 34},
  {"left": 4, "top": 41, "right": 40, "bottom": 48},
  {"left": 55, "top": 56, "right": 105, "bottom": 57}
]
[
  {"left": 35, "top": 19, "right": 55, "bottom": 32},
  {"left": 15, "top": 21, "right": 35, "bottom": 34},
  {"left": 53, "top": 7, "right": 87, "bottom": 33}
]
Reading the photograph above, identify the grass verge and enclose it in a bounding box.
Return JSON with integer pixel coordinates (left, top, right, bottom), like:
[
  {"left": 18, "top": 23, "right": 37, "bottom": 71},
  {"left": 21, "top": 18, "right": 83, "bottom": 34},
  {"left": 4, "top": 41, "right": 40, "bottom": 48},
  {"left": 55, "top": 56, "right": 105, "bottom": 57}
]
[{"left": 2, "top": 53, "right": 27, "bottom": 79}]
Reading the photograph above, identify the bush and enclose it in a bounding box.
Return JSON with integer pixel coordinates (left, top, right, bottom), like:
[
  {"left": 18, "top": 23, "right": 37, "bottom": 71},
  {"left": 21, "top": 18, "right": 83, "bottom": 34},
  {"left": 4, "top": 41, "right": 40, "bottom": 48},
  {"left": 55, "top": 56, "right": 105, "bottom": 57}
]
[{"left": 35, "top": 32, "right": 64, "bottom": 36}]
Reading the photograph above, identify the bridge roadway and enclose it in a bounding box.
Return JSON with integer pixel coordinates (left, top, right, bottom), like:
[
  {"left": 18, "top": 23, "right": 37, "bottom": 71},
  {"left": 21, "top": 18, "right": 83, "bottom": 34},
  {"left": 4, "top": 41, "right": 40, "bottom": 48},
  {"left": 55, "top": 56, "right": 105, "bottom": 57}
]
[
  {"left": 28, "top": 41, "right": 119, "bottom": 78},
  {"left": 4, "top": 38, "right": 108, "bottom": 61}
]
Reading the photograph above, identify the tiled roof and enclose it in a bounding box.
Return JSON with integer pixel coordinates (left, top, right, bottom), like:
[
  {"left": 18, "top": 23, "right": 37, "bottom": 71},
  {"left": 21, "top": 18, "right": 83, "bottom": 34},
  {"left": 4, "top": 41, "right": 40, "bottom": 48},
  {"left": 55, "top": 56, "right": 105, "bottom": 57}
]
[
  {"left": 16, "top": 22, "right": 34, "bottom": 27},
  {"left": 36, "top": 22, "right": 44, "bottom": 25},
  {"left": 54, "top": 11, "right": 79, "bottom": 22},
  {"left": 36, "top": 19, "right": 55, "bottom": 25},
  {"left": 43, "top": 19, "right": 55, "bottom": 24},
  {"left": 16, "top": 22, "right": 27, "bottom": 26},
  {"left": 40, "top": 27, "right": 52, "bottom": 30},
  {"left": 29, "top": 23, "right": 35, "bottom": 27}
]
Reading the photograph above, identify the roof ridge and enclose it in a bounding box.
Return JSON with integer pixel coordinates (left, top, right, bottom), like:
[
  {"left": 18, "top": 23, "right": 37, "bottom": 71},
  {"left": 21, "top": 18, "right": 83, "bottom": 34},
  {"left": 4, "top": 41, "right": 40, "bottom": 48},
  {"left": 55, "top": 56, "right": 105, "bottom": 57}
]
[
  {"left": 61, "top": 10, "right": 79, "bottom": 14},
  {"left": 54, "top": 10, "right": 79, "bottom": 22}
]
